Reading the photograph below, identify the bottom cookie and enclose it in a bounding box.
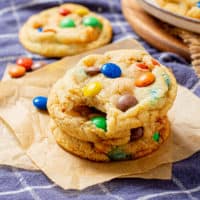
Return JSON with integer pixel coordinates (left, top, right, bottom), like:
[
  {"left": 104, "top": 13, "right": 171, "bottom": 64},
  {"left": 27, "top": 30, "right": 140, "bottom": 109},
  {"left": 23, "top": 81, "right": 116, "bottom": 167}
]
[{"left": 50, "top": 117, "right": 170, "bottom": 162}]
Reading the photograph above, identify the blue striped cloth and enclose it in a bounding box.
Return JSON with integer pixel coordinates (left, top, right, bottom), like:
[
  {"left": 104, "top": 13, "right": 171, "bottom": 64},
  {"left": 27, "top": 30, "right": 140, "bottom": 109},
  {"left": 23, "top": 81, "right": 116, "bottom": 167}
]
[{"left": 0, "top": 0, "right": 200, "bottom": 199}]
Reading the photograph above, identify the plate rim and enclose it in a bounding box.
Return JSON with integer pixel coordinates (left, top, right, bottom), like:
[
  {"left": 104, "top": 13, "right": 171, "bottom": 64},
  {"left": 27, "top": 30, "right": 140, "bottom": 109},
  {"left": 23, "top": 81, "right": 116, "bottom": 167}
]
[{"left": 137, "top": 0, "right": 200, "bottom": 24}]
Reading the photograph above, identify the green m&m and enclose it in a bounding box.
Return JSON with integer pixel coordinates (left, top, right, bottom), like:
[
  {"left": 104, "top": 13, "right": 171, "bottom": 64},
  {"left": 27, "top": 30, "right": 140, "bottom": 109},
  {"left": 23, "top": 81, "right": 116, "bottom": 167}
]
[
  {"left": 108, "top": 147, "right": 131, "bottom": 161},
  {"left": 60, "top": 18, "right": 75, "bottom": 28},
  {"left": 83, "top": 16, "right": 102, "bottom": 28},
  {"left": 152, "top": 132, "right": 160, "bottom": 142},
  {"left": 91, "top": 116, "right": 107, "bottom": 131}
]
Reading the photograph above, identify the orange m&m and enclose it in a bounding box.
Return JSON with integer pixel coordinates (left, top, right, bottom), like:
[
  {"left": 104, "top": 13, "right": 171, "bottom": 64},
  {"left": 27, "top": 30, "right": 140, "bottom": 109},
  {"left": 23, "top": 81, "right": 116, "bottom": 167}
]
[
  {"left": 8, "top": 65, "right": 26, "bottom": 78},
  {"left": 135, "top": 72, "right": 155, "bottom": 87}
]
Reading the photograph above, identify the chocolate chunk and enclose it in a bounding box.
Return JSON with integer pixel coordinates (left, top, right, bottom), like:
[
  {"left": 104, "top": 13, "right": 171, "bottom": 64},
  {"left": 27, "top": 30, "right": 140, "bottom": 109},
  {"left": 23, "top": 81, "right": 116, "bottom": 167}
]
[
  {"left": 130, "top": 127, "right": 144, "bottom": 141},
  {"left": 84, "top": 67, "right": 100, "bottom": 76},
  {"left": 116, "top": 94, "right": 138, "bottom": 112}
]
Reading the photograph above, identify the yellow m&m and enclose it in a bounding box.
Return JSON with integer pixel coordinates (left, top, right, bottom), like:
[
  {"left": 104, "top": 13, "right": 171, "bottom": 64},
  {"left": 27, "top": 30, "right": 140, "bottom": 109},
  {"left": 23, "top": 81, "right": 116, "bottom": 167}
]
[
  {"left": 75, "top": 8, "right": 89, "bottom": 16},
  {"left": 82, "top": 82, "right": 102, "bottom": 97}
]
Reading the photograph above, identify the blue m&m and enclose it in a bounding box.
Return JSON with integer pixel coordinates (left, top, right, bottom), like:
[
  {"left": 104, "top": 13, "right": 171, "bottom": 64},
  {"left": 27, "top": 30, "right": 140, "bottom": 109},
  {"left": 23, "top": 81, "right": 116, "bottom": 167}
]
[
  {"left": 101, "top": 63, "right": 122, "bottom": 78},
  {"left": 33, "top": 96, "right": 47, "bottom": 110},
  {"left": 37, "top": 27, "right": 43, "bottom": 32},
  {"left": 197, "top": 1, "right": 200, "bottom": 8}
]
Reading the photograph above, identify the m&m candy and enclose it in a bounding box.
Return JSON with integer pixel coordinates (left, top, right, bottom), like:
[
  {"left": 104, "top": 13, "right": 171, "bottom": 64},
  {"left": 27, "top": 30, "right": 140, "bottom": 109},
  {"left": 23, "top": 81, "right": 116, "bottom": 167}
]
[
  {"left": 8, "top": 65, "right": 26, "bottom": 78},
  {"left": 116, "top": 94, "right": 138, "bottom": 112},
  {"left": 197, "top": 1, "right": 200, "bottom": 8},
  {"left": 60, "top": 18, "right": 75, "bottom": 28},
  {"left": 33, "top": 96, "right": 48, "bottom": 110},
  {"left": 130, "top": 127, "right": 144, "bottom": 141},
  {"left": 91, "top": 116, "right": 107, "bottom": 131},
  {"left": 101, "top": 63, "right": 122, "bottom": 78},
  {"left": 83, "top": 16, "right": 102, "bottom": 28},
  {"left": 135, "top": 63, "right": 149, "bottom": 70},
  {"left": 135, "top": 72, "right": 155, "bottom": 87},
  {"left": 37, "top": 27, "right": 43, "bottom": 32},
  {"left": 84, "top": 66, "right": 100, "bottom": 76},
  {"left": 59, "top": 7, "right": 71, "bottom": 16},
  {"left": 108, "top": 148, "right": 131, "bottom": 161},
  {"left": 152, "top": 132, "right": 160, "bottom": 142},
  {"left": 151, "top": 59, "right": 160, "bottom": 66},
  {"left": 16, "top": 57, "right": 33, "bottom": 71},
  {"left": 75, "top": 8, "right": 89, "bottom": 16},
  {"left": 162, "top": 73, "right": 170, "bottom": 87},
  {"left": 82, "top": 82, "right": 102, "bottom": 97},
  {"left": 43, "top": 28, "right": 56, "bottom": 33}
]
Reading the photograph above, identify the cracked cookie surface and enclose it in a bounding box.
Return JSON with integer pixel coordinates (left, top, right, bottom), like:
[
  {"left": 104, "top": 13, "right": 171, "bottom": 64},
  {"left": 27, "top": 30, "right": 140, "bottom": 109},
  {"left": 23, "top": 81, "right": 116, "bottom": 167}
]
[{"left": 48, "top": 49, "right": 177, "bottom": 143}]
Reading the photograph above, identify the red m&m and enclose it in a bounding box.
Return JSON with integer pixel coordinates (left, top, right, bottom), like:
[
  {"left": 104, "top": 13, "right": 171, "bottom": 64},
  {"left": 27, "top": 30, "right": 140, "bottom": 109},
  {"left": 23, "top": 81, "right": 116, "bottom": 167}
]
[
  {"left": 151, "top": 59, "right": 160, "bottom": 66},
  {"left": 59, "top": 7, "right": 71, "bottom": 16},
  {"left": 16, "top": 57, "right": 33, "bottom": 71},
  {"left": 135, "top": 63, "right": 149, "bottom": 70}
]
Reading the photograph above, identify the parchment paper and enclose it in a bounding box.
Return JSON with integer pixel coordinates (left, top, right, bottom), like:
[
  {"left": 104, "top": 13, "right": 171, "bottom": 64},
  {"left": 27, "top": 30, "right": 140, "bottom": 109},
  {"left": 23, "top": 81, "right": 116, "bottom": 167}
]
[
  {"left": 0, "top": 118, "right": 38, "bottom": 170},
  {"left": 0, "top": 40, "right": 173, "bottom": 189},
  {"left": 1, "top": 39, "right": 199, "bottom": 190}
]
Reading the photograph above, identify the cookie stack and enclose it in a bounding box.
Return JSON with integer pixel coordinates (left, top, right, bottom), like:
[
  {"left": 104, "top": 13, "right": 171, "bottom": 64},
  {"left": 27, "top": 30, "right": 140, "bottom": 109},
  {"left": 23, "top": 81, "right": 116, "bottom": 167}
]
[
  {"left": 19, "top": 4, "right": 112, "bottom": 57},
  {"left": 47, "top": 49, "right": 177, "bottom": 162}
]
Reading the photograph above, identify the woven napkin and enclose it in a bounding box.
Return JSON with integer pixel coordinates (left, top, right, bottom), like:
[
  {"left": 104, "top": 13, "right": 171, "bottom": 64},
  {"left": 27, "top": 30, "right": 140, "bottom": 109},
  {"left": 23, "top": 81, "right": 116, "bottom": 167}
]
[{"left": 163, "top": 25, "right": 200, "bottom": 76}]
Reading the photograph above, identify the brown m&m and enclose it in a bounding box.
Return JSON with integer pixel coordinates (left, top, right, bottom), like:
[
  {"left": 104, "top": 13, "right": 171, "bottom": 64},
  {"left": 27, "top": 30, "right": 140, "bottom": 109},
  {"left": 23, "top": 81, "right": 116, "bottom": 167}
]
[
  {"left": 116, "top": 94, "right": 138, "bottom": 112},
  {"left": 130, "top": 127, "right": 144, "bottom": 141},
  {"left": 84, "top": 67, "right": 100, "bottom": 76}
]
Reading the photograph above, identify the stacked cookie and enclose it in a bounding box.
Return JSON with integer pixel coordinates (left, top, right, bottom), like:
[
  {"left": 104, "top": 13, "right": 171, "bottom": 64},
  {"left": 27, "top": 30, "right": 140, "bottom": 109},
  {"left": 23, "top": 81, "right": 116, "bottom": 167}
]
[
  {"left": 19, "top": 4, "right": 112, "bottom": 57},
  {"left": 156, "top": 0, "right": 200, "bottom": 19},
  {"left": 47, "top": 50, "right": 177, "bottom": 162}
]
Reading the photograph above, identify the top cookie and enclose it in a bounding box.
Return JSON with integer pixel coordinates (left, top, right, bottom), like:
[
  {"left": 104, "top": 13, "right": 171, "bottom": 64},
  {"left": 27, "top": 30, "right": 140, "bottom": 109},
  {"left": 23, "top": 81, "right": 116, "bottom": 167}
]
[
  {"left": 47, "top": 49, "right": 177, "bottom": 143},
  {"left": 19, "top": 4, "right": 112, "bottom": 57},
  {"left": 156, "top": 0, "right": 200, "bottom": 19}
]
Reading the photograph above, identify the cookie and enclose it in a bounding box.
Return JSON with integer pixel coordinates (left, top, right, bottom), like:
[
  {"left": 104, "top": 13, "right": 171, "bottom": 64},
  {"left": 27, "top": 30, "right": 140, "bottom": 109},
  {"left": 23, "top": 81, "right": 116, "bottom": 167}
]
[
  {"left": 50, "top": 116, "right": 170, "bottom": 162},
  {"left": 156, "top": 0, "right": 200, "bottom": 19},
  {"left": 47, "top": 49, "right": 177, "bottom": 146},
  {"left": 19, "top": 4, "right": 112, "bottom": 57}
]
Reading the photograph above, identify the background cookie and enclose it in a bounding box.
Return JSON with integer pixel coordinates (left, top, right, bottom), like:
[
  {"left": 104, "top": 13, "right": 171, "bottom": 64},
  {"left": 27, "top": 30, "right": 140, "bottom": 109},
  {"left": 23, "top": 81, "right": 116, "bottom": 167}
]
[{"left": 19, "top": 3, "right": 112, "bottom": 57}]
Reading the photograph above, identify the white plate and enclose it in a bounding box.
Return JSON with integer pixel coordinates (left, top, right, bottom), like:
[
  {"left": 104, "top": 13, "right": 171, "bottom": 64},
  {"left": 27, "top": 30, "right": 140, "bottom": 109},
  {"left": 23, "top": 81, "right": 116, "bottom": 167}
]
[{"left": 136, "top": 0, "right": 200, "bottom": 34}]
